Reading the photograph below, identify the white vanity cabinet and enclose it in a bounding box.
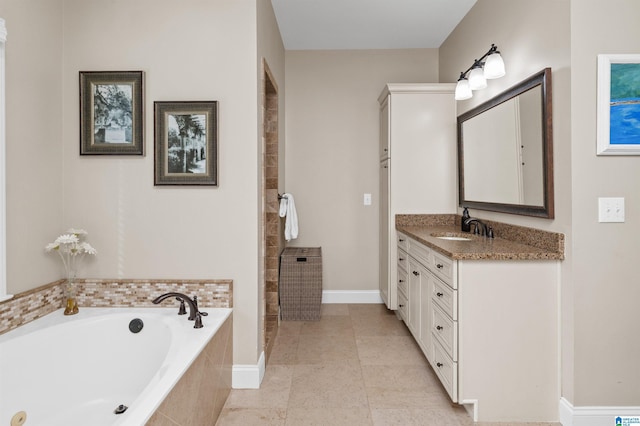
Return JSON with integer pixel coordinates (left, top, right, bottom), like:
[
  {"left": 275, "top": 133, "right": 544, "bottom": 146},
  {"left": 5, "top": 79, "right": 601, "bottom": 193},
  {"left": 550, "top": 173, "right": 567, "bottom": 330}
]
[
  {"left": 402, "top": 234, "right": 458, "bottom": 401},
  {"left": 399, "top": 232, "right": 560, "bottom": 422},
  {"left": 378, "top": 84, "right": 456, "bottom": 310}
]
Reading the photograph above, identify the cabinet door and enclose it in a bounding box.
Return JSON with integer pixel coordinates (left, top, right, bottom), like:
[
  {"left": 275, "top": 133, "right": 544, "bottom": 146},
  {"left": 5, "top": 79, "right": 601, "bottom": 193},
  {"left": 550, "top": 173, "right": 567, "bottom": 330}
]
[
  {"left": 379, "top": 96, "right": 390, "bottom": 160},
  {"left": 379, "top": 160, "right": 391, "bottom": 308}
]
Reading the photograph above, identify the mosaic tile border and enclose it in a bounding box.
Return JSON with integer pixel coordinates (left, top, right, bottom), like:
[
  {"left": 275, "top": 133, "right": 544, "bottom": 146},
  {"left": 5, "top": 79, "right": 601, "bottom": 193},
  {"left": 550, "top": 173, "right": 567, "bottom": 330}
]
[{"left": 0, "top": 278, "right": 233, "bottom": 336}]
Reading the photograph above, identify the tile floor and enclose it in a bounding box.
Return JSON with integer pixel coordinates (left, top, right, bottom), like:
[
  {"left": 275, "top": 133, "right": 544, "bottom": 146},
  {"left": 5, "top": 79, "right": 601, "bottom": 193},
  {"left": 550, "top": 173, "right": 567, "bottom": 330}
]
[{"left": 216, "top": 304, "right": 560, "bottom": 426}]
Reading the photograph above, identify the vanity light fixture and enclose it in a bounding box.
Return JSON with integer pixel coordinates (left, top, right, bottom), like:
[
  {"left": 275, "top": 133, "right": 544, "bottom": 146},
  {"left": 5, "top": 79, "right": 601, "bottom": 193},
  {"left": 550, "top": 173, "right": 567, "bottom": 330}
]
[{"left": 454, "top": 44, "right": 506, "bottom": 100}]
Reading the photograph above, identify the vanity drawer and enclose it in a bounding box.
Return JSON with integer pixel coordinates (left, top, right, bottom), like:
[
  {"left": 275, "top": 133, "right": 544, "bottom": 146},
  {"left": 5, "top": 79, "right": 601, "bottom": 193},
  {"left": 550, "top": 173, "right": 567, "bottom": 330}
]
[
  {"left": 397, "top": 290, "right": 408, "bottom": 322},
  {"left": 431, "top": 251, "right": 455, "bottom": 288},
  {"left": 432, "top": 303, "right": 457, "bottom": 360},
  {"left": 397, "top": 266, "right": 408, "bottom": 297},
  {"left": 432, "top": 278, "right": 457, "bottom": 320},
  {"left": 397, "top": 248, "right": 409, "bottom": 273},
  {"left": 432, "top": 339, "right": 458, "bottom": 403},
  {"left": 408, "top": 239, "right": 431, "bottom": 267},
  {"left": 397, "top": 232, "right": 409, "bottom": 252}
]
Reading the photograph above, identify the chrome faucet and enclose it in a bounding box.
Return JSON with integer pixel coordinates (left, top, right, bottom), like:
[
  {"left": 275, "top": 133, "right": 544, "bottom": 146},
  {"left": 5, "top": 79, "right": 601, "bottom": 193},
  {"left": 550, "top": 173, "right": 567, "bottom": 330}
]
[
  {"left": 152, "top": 292, "right": 208, "bottom": 328},
  {"left": 463, "top": 217, "right": 494, "bottom": 238}
]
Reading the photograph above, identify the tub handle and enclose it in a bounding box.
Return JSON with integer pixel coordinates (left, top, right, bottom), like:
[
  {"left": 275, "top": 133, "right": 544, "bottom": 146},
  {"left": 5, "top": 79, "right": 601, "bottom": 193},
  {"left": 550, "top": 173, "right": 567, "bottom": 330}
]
[
  {"left": 177, "top": 298, "right": 187, "bottom": 315},
  {"left": 193, "top": 295, "right": 208, "bottom": 317}
]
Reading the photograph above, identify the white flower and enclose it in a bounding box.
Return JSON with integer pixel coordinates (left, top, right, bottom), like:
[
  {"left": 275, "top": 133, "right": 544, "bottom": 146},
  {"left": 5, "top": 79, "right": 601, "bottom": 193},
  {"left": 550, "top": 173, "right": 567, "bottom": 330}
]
[
  {"left": 80, "top": 242, "right": 97, "bottom": 255},
  {"left": 55, "top": 234, "right": 79, "bottom": 245},
  {"left": 45, "top": 228, "right": 97, "bottom": 279},
  {"left": 67, "top": 228, "right": 88, "bottom": 237},
  {"left": 45, "top": 242, "right": 59, "bottom": 252}
]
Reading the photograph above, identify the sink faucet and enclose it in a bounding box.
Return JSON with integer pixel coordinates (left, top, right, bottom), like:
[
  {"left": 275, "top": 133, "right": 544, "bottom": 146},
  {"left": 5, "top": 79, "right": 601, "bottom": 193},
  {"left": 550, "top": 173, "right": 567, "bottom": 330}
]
[
  {"left": 152, "top": 292, "right": 207, "bottom": 328},
  {"left": 463, "top": 217, "right": 494, "bottom": 238}
]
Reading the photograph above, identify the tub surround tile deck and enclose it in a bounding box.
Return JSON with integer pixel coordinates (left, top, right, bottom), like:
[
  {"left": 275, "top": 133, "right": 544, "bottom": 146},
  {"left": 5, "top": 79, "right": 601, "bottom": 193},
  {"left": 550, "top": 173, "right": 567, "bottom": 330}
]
[
  {"left": 396, "top": 214, "right": 564, "bottom": 260},
  {"left": 0, "top": 279, "right": 232, "bottom": 336},
  {"left": 147, "top": 315, "right": 233, "bottom": 426}
]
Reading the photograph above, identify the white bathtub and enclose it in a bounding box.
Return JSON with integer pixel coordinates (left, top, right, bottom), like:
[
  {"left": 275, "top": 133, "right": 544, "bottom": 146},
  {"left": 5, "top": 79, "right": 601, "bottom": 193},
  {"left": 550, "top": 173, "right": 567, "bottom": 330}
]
[{"left": 0, "top": 307, "right": 232, "bottom": 426}]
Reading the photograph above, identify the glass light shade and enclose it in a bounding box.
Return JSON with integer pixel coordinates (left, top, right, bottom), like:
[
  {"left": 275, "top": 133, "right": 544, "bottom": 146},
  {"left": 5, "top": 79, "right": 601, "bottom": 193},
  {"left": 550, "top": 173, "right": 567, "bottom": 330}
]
[
  {"left": 468, "top": 67, "right": 487, "bottom": 90},
  {"left": 484, "top": 52, "right": 506, "bottom": 79},
  {"left": 455, "top": 78, "right": 472, "bottom": 100}
]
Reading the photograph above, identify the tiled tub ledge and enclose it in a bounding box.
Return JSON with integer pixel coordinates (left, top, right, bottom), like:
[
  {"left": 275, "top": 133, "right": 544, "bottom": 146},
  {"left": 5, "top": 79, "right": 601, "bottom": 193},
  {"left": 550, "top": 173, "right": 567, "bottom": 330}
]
[{"left": 0, "top": 278, "right": 233, "bottom": 336}]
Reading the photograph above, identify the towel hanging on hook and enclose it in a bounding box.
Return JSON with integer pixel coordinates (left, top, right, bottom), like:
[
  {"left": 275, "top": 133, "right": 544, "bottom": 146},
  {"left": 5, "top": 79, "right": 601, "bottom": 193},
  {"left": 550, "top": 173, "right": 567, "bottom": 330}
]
[{"left": 278, "top": 193, "right": 298, "bottom": 241}]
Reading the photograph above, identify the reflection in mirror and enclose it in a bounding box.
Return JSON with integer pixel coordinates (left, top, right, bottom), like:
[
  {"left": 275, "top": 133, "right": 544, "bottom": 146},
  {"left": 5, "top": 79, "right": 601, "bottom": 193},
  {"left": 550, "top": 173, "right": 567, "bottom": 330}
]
[{"left": 457, "top": 68, "right": 554, "bottom": 218}]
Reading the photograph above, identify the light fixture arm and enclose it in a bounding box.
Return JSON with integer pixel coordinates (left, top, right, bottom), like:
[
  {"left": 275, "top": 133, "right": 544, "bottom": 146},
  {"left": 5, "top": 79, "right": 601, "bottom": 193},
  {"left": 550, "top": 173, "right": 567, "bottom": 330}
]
[
  {"left": 458, "top": 44, "right": 500, "bottom": 79},
  {"left": 455, "top": 44, "right": 505, "bottom": 101}
]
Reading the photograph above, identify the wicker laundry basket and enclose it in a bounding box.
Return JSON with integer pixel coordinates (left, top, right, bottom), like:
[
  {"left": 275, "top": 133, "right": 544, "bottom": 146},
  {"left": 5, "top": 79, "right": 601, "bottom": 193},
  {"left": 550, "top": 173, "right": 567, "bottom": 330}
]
[{"left": 279, "top": 247, "right": 322, "bottom": 321}]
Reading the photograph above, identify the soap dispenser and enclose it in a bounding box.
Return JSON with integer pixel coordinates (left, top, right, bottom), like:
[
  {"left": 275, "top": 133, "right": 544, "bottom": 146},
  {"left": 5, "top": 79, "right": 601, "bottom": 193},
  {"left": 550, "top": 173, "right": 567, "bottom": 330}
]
[{"left": 461, "top": 207, "right": 471, "bottom": 232}]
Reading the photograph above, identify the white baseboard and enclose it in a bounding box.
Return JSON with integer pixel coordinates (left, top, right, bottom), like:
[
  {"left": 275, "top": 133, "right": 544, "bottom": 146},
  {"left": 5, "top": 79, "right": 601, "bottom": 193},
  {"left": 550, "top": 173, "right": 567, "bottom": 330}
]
[
  {"left": 232, "top": 351, "right": 265, "bottom": 389},
  {"left": 461, "top": 399, "right": 478, "bottom": 422},
  {"left": 560, "top": 397, "right": 640, "bottom": 426},
  {"left": 321, "top": 290, "right": 383, "bottom": 304}
]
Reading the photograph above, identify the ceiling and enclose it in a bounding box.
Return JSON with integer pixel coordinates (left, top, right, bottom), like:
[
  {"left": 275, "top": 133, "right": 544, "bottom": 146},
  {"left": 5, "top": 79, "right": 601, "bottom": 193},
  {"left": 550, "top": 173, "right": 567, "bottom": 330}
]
[{"left": 270, "top": 0, "right": 477, "bottom": 50}]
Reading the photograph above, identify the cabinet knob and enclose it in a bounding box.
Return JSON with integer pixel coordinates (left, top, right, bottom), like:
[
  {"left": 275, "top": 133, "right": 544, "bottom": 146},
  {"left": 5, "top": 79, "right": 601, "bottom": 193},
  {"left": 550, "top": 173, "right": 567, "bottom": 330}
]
[
  {"left": 436, "top": 362, "right": 443, "bottom": 368},
  {"left": 436, "top": 263, "right": 444, "bottom": 269},
  {"left": 436, "top": 292, "right": 443, "bottom": 297},
  {"left": 399, "top": 238, "right": 405, "bottom": 242},
  {"left": 399, "top": 304, "right": 405, "bottom": 308},
  {"left": 399, "top": 257, "right": 405, "bottom": 261},
  {"left": 399, "top": 279, "right": 404, "bottom": 283},
  {"left": 412, "top": 271, "right": 419, "bottom": 276},
  {"left": 436, "top": 325, "right": 443, "bottom": 331}
]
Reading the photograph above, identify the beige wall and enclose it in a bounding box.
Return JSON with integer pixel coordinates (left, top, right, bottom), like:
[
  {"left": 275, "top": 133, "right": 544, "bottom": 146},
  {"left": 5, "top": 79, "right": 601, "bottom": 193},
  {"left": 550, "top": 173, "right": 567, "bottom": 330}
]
[
  {"left": 441, "top": 0, "right": 640, "bottom": 408},
  {"left": 1, "top": 0, "right": 65, "bottom": 293},
  {"left": 284, "top": 49, "right": 438, "bottom": 292},
  {"left": 570, "top": 0, "right": 640, "bottom": 406},
  {"left": 2, "top": 0, "right": 269, "bottom": 367}
]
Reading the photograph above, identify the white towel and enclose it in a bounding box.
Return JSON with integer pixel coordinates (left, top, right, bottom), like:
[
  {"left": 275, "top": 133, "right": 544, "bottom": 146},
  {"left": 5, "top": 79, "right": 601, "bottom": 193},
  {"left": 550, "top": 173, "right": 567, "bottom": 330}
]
[{"left": 279, "top": 193, "right": 298, "bottom": 241}]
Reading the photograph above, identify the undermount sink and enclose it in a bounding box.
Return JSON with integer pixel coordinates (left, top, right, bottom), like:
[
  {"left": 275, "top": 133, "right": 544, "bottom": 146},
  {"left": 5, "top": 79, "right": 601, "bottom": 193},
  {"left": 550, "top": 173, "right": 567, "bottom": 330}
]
[{"left": 430, "top": 232, "right": 474, "bottom": 241}]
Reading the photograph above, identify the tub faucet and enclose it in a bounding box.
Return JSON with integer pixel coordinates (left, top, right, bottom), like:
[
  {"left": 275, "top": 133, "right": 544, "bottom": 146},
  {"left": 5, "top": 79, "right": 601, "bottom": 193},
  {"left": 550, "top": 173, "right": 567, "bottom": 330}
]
[
  {"left": 463, "top": 217, "right": 494, "bottom": 238},
  {"left": 152, "top": 292, "right": 206, "bottom": 328}
]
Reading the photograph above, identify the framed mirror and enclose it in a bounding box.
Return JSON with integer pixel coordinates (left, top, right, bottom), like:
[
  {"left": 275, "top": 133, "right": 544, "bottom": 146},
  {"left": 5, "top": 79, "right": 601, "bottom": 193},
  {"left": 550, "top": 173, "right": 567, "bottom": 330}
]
[{"left": 457, "top": 68, "right": 554, "bottom": 218}]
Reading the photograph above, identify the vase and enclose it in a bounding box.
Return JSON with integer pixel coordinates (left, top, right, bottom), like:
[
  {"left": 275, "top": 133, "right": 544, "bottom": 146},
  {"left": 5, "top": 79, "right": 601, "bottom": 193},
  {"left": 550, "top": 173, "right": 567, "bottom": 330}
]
[{"left": 63, "top": 275, "right": 79, "bottom": 315}]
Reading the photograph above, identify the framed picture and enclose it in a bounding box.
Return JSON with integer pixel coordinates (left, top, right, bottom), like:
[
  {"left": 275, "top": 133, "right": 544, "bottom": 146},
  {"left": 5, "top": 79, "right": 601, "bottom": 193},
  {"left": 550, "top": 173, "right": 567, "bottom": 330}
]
[
  {"left": 597, "top": 54, "right": 640, "bottom": 155},
  {"left": 80, "top": 71, "right": 144, "bottom": 155},
  {"left": 154, "top": 101, "right": 218, "bottom": 186}
]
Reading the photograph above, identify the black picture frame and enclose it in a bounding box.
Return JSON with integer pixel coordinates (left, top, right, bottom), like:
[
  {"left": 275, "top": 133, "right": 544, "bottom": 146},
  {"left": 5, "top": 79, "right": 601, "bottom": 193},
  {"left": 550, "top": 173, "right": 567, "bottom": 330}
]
[
  {"left": 79, "top": 71, "right": 144, "bottom": 155},
  {"left": 154, "top": 101, "right": 218, "bottom": 186}
]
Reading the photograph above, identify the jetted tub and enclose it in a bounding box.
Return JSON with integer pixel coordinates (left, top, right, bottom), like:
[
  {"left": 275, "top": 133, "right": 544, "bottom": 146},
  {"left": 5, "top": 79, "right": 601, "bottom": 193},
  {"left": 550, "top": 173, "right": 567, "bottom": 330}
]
[{"left": 0, "top": 307, "right": 232, "bottom": 426}]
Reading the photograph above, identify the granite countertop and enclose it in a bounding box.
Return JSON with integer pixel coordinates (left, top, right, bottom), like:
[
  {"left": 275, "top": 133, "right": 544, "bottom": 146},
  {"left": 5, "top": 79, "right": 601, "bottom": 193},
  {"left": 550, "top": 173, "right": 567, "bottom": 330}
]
[{"left": 397, "top": 222, "right": 565, "bottom": 261}]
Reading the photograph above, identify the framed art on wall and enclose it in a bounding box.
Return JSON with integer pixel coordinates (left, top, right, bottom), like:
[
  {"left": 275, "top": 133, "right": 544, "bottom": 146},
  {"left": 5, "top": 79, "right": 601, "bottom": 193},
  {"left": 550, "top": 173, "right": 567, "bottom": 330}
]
[
  {"left": 154, "top": 101, "right": 218, "bottom": 186},
  {"left": 79, "top": 71, "right": 144, "bottom": 155},
  {"left": 597, "top": 54, "right": 640, "bottom": 155}
]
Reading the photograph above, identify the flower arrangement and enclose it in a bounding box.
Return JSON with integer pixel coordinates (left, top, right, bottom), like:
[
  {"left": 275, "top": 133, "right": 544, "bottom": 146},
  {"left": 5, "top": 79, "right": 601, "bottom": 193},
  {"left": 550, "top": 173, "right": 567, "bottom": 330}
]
[{"left": 45, "top": 228, "right": 97, "bottom": 315}]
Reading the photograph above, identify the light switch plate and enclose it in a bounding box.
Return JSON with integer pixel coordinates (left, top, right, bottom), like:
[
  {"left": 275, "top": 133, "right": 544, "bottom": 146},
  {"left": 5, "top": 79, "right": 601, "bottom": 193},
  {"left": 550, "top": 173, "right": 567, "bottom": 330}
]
[
  {"left": 364, "top": 193, "right": 372, "bottom": 206},
  {"left": 598, "top": 197, "right": 625, "bottom": 222}
]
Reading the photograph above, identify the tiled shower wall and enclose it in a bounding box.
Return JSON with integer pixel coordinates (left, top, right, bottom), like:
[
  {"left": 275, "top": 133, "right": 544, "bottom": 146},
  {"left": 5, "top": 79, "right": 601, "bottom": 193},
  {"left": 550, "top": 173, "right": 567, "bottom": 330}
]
[
  {"left": 264, "top": 78, "right": 280, "bottom": 320},
  {"left": 0, "top": 279, "right": 232, "bottom": 335},
  {"left": 262, "top": 61, "right": 282, "bottom": 358}
]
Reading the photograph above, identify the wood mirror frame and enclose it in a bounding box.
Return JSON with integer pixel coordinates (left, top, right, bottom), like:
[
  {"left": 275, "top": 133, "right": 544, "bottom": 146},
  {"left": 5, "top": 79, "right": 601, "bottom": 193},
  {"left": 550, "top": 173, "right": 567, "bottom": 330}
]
[{"left": 457, "top": 68, "right": 554, "bottom": 218}]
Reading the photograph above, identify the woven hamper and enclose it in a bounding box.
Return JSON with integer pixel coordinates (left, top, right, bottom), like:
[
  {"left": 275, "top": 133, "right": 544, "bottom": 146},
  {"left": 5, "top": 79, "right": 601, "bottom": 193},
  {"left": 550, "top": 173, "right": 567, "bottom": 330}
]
[{"left": 279, "top": 247, "right": 322, "bottom": 321}]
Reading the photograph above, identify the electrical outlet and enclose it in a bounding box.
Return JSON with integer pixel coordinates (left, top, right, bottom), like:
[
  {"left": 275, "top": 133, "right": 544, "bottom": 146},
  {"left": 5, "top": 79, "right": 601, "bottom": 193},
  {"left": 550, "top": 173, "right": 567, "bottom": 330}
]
[
  {"left": 598, "top": 197, "right": 625, "bottom": 223},
  {"left": 364, "top": 193, "right": 372, "bottom": 206}
]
